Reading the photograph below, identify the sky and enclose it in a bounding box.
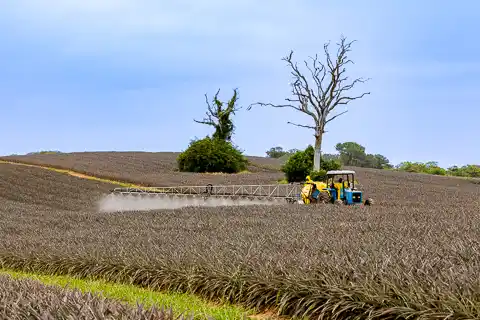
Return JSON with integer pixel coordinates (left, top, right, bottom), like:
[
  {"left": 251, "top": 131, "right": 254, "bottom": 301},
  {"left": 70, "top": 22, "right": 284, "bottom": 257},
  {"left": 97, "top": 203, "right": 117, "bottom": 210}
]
[{"left": 1, "top": 1, "right": 479, "bottom": 168}]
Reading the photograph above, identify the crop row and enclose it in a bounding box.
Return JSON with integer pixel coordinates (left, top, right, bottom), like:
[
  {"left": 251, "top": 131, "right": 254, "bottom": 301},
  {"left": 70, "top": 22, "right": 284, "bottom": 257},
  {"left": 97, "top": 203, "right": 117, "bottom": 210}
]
[
  {"left": 0, "top": 274, "right": 193, "bottom": 319},
  {"left": 1, "top": 160, "right": 479, "bottom": 318},
  {"left": 1, "top": 196, "right": 480, "bottom": 318},
  {"left": 0, "top": 163, "right": 114, "bottom": 211}
]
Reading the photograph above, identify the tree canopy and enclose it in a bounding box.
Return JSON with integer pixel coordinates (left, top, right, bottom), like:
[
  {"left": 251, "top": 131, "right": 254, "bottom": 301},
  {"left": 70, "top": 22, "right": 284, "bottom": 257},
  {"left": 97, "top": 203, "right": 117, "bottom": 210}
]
[
  {"left": 334, "top": 142, "right": 392, "bottom": 169},
  {"left": 266, "top": 146, "right": 299, "bottom": 158},
  {"left": 194, "top": 88, "right": 240, "bottom": 141}
]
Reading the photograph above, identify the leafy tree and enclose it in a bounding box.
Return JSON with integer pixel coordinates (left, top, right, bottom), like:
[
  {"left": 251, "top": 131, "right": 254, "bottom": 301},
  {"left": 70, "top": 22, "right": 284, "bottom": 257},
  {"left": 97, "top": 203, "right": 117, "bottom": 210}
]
[
  {"left": 396, "top": 161, "right": 446, "bottom": 175},
  {"left": 447, "top": 165, "right": 461, "bottom": 176},
  {"left": 335, "top": 142, "right": 366, "bottom": 166},
  {"left": 281, "top": 145, "right": 341, "bottom": 182},
  {"left": 177, "top": 137, "right": 248, "bottom": 173},
  {"left": 396, "top": 161, "right": 423, "bottom": 173},
  {"left": 309, "top": 169, "right": 327, "bottom": 181},
  {"left": 266, "top": 146, "right": 300, "bottom": 158},
  {"left": 335, "top": 141, "right": 391, "bottom": 169},
  {"left": 281, "top": 150, "right": 313, "bottom": 183},
  {"left": 463, "top": 165, "right": 480, "bottom": 178},
  {"left": 194, "top": 88, "right": 240, "bottom": 142},
  {"left": 266, "top": 146, "right": 288, "bottom": 158},
  {"left": 248, "top": 35, "right": 370, "bottom": 171},
  {"left": 322, "top": 153, "right": 341, "bottom": 161},
  {"left": 448, "top": 164, "right": 480, "bottom": 178},
  {"left": 365, "top": 154, "right": 392, "bottom": 169}
]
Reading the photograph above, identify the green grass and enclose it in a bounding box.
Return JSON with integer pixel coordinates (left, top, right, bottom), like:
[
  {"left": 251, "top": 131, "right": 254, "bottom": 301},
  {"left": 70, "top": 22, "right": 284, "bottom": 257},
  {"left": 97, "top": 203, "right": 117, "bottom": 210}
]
[{"left": 0, "top": 269, "right": 254, "bottom": 320}]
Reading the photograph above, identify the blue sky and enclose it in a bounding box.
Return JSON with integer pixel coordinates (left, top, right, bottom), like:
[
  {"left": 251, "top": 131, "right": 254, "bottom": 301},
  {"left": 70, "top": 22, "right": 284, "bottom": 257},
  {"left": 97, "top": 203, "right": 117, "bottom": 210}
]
[{"left": 1, "top": 0, "right": 478, "bottom": 168}]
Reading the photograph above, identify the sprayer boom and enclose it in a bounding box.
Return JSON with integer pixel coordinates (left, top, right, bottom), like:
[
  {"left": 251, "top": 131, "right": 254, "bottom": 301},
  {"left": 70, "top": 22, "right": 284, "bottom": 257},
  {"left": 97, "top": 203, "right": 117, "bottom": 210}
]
[{"left": 110, "top": 184, "right": 302, "bottom": 203}]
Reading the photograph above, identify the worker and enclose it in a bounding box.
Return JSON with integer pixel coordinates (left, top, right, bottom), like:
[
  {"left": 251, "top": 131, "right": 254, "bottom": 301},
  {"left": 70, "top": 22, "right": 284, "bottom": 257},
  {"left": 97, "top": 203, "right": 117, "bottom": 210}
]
[{"left": 338, "top": 178, "right": 348, "bottom": 189}]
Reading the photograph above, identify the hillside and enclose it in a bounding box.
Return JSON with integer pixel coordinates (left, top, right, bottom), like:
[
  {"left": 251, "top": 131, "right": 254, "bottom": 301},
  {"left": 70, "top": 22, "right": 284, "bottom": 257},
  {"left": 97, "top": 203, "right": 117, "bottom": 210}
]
[
  {"left": 1, "top": 151, "right": 478, "bottom": 207},
  {"left": 0, "top": 162, "right": 119, "bottom": 212},
  {"left": 1, "top": 152, "right": 284, "bottom": 187},
  {"left": 1, "top": 152, "right": 480, "bottom": 318}
]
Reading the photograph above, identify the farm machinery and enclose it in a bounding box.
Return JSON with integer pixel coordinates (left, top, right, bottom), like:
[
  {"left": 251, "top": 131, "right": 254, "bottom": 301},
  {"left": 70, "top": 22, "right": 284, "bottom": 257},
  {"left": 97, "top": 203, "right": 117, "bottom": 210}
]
[
  {"left": 300, "top": 170, "right": 373, "bottom": 206},
  {"left": 109, "top": 170, "right": 373, "bottom": 206}
]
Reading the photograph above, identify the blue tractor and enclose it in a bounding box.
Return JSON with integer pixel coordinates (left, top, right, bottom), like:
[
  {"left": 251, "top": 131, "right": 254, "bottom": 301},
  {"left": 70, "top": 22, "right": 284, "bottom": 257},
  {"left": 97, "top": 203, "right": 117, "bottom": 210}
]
[{"left": 325, "top": 170, "right": 373, "bottom": 206}]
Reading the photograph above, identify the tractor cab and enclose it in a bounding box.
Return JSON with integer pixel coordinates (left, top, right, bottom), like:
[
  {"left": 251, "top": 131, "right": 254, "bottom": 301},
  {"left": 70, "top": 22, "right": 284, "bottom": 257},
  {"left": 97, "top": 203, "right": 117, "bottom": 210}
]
[{"left": 325, "top": 170, "right": 364, "bottom": 205}]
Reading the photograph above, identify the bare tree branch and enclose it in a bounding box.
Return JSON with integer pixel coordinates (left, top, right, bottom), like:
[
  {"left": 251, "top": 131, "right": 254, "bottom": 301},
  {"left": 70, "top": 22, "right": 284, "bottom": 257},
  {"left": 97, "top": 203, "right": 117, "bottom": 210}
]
[
  {"left": 195, "top": 88, "right": 241, "bottom": 141},
  {"left": 247, "top": 35, "right": 370, "bottom": 170},
  {"left": 248, "top": 35, "right": 369, "bottom": 128},
  {"left": 287, "top": 122, "right": 316, "bottom": 129},
  {"left": 325, "top": 110, "right": 348, "bottom": 124},
  {"left": 194, "top": 89, "right": 222, "bottom": 126}
]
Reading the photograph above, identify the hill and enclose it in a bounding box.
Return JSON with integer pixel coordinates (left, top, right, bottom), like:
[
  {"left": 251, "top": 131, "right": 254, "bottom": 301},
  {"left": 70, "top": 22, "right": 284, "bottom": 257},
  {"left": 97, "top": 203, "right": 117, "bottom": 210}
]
[
  {"left": 1, "top": 152, "right": 284, "bottom": 187},
  {"left": 0, "top": 162, "right": 119, "bottom": 212},
  {"left": 1, "top": 151, "right": 478, "bottom": 207},
  {"left": 1, "top": 152, "right": 480, "bottom": 318}
]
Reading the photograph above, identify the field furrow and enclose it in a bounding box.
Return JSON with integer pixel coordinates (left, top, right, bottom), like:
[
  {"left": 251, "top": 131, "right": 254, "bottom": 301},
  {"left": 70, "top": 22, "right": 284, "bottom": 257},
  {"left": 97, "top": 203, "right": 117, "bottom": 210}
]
[{"left": 0, "top": 153, "right": 479, "bottom": 319}]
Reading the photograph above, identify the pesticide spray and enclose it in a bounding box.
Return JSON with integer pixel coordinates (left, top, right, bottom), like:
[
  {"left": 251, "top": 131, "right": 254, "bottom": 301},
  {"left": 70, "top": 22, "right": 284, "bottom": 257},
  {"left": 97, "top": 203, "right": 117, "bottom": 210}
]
[{"left": 98, "top": 194, "right": 285, "bottom": 212}]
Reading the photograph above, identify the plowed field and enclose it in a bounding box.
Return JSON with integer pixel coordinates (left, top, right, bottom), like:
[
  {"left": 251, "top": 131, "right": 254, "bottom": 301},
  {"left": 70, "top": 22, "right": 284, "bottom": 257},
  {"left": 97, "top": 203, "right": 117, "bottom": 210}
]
[
  {"left": 1, "top": 153, "right": 479, "bottom": 318},
  {"left": 0, "top": 162, "right": 118, "bottom": 211},
  {"left": 1, "top": 152, "right": 284, "bottom": 186},
  {"left": 1, "top": 152, "right": 479, "bottom": 206}
]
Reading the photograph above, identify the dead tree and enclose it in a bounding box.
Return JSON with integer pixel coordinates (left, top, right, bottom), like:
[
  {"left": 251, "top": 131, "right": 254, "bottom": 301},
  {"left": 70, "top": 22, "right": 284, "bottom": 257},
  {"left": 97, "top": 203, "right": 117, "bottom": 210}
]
[
  {"left": 194, "top": 88, "right": 240, "bottom": 142},
  {"left": 248, "top": 36, "right": 370, "bottom": 171}
]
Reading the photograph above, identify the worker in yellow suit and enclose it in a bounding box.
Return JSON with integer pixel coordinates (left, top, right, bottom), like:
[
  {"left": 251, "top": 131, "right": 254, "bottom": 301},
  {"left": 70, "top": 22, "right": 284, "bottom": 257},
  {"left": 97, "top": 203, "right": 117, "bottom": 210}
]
[{"left": 331, "top": 178, "right": 349, "bottom": 200}]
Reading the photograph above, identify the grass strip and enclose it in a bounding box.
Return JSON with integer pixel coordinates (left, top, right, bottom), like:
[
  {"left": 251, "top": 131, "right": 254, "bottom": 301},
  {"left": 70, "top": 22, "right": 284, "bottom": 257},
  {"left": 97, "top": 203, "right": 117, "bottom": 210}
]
[
  {"left": 0, "top": 268, "right": 254, "bottom": 320},
  {"left": 0, "top": 273, "right": 186, "bottom": 319},
  {"left": 0, "top": 253, "right": 464, "bottom": 319}
]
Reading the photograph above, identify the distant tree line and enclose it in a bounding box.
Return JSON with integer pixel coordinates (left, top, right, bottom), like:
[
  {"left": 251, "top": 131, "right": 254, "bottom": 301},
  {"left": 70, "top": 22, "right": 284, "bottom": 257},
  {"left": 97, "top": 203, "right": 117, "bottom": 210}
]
[
  {"left": 178, "top": 34, "right": 371, "bottom": 176},
  {"left": 267, "top": 142, "right": 392, "bottom": 170},
  {"left": 267, "top": 143, "right": 480, "bottom": 178},
  {"left": 176, "top": 33, "right": 478, "bottom": 180},
  {"left": 396, "top": 162, "right": 480, "bottom": 178}
]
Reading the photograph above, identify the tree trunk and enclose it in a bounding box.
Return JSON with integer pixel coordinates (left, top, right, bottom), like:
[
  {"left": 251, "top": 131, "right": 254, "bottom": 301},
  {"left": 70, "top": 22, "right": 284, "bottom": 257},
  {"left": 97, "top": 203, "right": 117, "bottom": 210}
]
[{"left": 313, "top": 128, "right": 323, "bottom": 171}]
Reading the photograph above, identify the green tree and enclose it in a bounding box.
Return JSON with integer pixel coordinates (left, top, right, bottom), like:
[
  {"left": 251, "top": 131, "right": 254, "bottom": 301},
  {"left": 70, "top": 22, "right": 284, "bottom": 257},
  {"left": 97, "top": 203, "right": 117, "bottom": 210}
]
[
  {"left": 335, "top": 142, "right": 366, "bottom": 166},
  {"left": 448, "top": 164, "right": 480, "bottom": 177},
  {"left": 194, "top": 88, "right": 240, "bottom": 141},
  {"left": 335, "top": 142, "right": 391, "bottom": 169},
  {"left": 396, "top": 161, "right": 423, "bottom": 173},
  {"left": 282, "top": 145, "right": 341, "bottom": 182},
  {"left": 365, "top": 154, "right": 392, "bottom": 169},
  {"left": 177, "top": 137, "right": 248, "bottom": 173},
  {"left": 266, "top": 146, "right": 288, "bottom": 158},
  {"left": 396, "top": 161, "right": 446, "bottom": 175},
  {"left": 463, "top": 165, "right": 480, "bottom": 177},
  {"left": 248, "top": 35, "right": 370, "bottom": 171},
  {"left": 266, "top": 146, "right": 299, "bottom": 158},
  {"left": 322, "top": 153, "right": 341, "bottom": 161}
]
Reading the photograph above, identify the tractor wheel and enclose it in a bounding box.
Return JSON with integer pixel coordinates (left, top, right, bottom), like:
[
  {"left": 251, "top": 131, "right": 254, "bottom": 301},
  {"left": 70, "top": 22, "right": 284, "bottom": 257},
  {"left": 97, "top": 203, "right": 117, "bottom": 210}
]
[
  {"left": 364, "top": 198, "right": 374, "bottom": 206},
  {"left": 317, "top": 192, "right": 331, "bottom": 204}
]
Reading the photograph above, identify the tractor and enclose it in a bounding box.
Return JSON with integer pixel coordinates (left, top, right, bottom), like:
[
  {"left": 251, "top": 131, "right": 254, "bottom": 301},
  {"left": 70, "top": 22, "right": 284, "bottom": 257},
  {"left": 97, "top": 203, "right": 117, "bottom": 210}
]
[
  {"left": 300, "top": 170, "right": 373, "bottom": 205},
  {"left": 109, "top": 170, "right": 373, "bottom": 207}
]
